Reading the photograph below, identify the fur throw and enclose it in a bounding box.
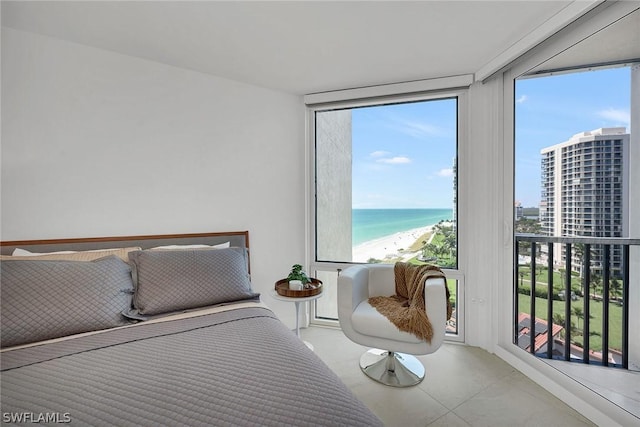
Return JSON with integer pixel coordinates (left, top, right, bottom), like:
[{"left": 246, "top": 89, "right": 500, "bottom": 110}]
[{"left": 368, "top": 263, "right": 451, "bottom": 343}]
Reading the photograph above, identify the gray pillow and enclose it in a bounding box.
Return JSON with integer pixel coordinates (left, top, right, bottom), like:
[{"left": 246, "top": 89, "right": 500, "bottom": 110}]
[
  {"left": 1, "top": 256, "right": 134, "bottom": 348},
  {"left": 128, "top": 247, "right": 258, "bottom": 316}
]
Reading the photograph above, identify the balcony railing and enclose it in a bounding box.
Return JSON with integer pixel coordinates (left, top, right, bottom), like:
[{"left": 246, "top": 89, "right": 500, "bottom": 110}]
[{"left": 514, "top": 234, "right": 639, "bottom": 369}]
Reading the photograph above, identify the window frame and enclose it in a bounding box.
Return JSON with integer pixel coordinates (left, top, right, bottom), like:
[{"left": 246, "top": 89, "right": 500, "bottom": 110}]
[
  {"left": 306, "top": 87, "right": 468, "bottom": 343},
  {"left": 502, "top": 3, "right": 640, "bottom": 354},
  {"left": 494, "top": 3, "right": 640, "bottom": 422}
]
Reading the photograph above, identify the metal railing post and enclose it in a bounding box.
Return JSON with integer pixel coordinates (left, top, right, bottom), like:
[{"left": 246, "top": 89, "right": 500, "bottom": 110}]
[
  {"left": 565, "top": 243, "right": 572, "bottom": 361},
  {"left": 583, "top": 244, "right": 591, "bottom": 364},
  {"left": 530, "top": 242, "right": 537, "bottom": 354},
  {"left": 622, "top": 245, "right": 630, "bottom": 369},
  {"left": 547, "top": 243, "right": 554, "bottom": 359},
  {"left": 602, "top": 245, "right": 610, "bottom": 367}
]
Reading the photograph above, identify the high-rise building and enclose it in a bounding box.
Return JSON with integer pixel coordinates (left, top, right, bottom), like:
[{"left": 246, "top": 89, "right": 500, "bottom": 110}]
[
  {"left": 540, "top": 127, "right": 630, "bottom": 276},
  {"left": 514, "top": 201, "right": 523, "bottom": 221}
]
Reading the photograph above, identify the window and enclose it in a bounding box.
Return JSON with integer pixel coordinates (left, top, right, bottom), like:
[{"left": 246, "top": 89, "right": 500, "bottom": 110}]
[
  {"left": 502, "top": 3, "right": 639, "bottom": 417},
  {"left": 516, "top": 64, "right": 632, "bottom": 261},
  {"left": 309, "top": 94, "right": 463, "bottom": 338},
  {"left": 315, "top": 98, "right": 457, "bottom": 264},
  {"left": 514, "top": 63, "right": 636, "bottom": 365}
]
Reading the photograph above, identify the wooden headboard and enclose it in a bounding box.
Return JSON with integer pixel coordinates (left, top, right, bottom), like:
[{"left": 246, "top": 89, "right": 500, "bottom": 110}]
[{"left": 0, "top": 231, "right": 249, "bottom": 257}]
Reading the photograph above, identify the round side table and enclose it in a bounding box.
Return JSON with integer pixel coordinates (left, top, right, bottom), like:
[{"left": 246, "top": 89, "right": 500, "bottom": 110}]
[{"left": 270, "top": 290, "right": 323, "bottom": 349}]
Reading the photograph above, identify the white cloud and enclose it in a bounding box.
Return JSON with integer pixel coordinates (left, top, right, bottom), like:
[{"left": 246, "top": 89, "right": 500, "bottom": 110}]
[
  {"left": 597, "top": 108, "right": 630, "bottom": 126},
  {"left": 402, "top": 121, "right": 442, "bottom": 137},
  {"left": 369, "top": 150, "right": 390, "bottom": 158},
  {"left": 391, "top": 119, "right": 448, "bottom": 139},
  {"left": 516, "top": 95, "right": 528, "bottom": 104},
  {"left": 377, "top": 156, "right": 411, "bottom": 164},
  {"left": 436, "top": 168, "right": 454, "bottom": 177}
]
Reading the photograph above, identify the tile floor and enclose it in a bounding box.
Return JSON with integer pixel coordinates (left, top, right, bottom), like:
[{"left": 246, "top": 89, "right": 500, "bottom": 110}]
[{"left": 301, "top": 326, "right": 596, "bottom": 427}]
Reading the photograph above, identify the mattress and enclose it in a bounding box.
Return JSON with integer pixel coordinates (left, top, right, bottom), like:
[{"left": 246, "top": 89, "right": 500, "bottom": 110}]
[{"left": 1, "top": 304, "right": 382, "bottom": 426}]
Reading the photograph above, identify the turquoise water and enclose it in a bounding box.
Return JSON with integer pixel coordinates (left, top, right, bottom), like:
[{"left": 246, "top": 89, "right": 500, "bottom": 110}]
[{"left": 352, "top": 208, "right": 453, "bottom": 246}]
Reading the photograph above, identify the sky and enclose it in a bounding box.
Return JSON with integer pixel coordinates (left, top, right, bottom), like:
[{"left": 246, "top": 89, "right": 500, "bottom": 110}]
[
  {"left": 515, "top": 66, "right": 631, "bottom": 207},
  {"left": 351, "top": 98, "right": 457, "bottom": 209},
  {"left": 349, "top": 65, "right": 632, "bottom": 209}
]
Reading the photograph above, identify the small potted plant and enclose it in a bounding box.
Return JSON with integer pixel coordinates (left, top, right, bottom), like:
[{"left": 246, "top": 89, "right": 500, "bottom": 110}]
[
  {"left": 287, "top": 264, "right": 310, "bottom": 289},
  {"left": 275, "top": 264, "right": 323, "bottom": 296}
]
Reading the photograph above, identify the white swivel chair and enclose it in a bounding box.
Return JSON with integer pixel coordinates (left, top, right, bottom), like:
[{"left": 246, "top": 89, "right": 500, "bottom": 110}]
[{"left": 338, "top": 264, "right": 447, "bottom": 387}]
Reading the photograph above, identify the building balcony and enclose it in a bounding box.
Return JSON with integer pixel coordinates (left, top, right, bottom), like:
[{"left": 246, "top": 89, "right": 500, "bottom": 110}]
[{"left": 514, "top": 234, "right": 639, "bottom": 422}]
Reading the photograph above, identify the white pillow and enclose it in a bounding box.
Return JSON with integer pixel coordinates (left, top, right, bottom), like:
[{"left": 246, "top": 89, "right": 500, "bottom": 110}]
[
  {"left": 5, "top": 247, "right": 142, "bottom": 262},
  {"left": 150, "top": 242, "right": 230, "bottom": 250},
  {"left": 12, "top": 248, "right": 75, "bottom": 256},
  {"left": 12, "top": 247, "right": 140, "bottom": 256}
]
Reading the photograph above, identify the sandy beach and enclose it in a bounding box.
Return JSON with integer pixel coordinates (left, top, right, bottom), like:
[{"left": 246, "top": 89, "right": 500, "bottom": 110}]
[{"left": 352, "top": 225, "right": 434, "bottom": 263}]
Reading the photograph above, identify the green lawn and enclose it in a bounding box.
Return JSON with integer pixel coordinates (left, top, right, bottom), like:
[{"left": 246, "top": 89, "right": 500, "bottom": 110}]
[
  {"left": 518, "top": 293, "right": 623, "bottom": 352},
  {"left": 446, "top": 278, "right": 457, "bottom": 308},
  {"left": 411, "top": 230, "right": 624, "bottom": 351},
  {"left": 517, "top": 265, "right": 582, "bottom": 292}
]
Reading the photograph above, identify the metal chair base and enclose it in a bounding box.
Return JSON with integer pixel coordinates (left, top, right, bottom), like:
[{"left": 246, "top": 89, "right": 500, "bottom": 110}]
[{"left": 359, "top": 349, "right": 425, "bottom": 387}]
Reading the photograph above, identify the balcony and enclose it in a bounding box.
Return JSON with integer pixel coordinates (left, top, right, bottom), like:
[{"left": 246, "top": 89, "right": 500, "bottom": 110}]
[
  {"left": 515, "top": 234, "right": 639, "bottom": 369},
  {"left": 514, "top": 234, "right": 640, "bottom": 421}
]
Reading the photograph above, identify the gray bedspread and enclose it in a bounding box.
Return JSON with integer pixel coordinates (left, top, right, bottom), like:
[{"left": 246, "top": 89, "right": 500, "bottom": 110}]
[{"left": 1, "top": 306, "right": 382, "bottom": 426}]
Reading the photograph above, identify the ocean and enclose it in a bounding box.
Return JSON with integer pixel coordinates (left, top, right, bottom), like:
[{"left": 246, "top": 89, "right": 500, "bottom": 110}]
[{"left": 352, "top": 208, "right": 453, "bottom": 246}]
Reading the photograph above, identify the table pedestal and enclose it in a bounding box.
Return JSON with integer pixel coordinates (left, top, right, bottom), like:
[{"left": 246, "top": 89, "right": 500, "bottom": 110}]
[{"left": 270, "top": 290, "right": 323, "bottom": 351}]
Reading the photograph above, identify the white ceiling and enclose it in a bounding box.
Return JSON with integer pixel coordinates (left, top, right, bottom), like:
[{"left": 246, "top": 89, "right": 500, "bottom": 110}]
[
  {"left": 1, "top": 1, "right": 602, "bottom": 95},
  {"left": 529, "top": 7, "right": 640, "bottom": 75}
]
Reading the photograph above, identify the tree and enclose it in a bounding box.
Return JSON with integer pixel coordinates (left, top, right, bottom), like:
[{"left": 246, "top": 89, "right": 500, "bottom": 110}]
[
  {"left": 590, "top": 273, "right": 602, "bottom": 299},
  {"left": 609, "top": 278, "right": 622, "bottom": 300},
  {"left": 573, "top": 243, "right": 598, "bottom": 295},
  {"left": 552, "top": 313, "right": 565, "bottom": 327},
  {"left": 420, "top": 224, "right": 456, "bottom": 267},
  {"left": 515, "top": 217, "right": 542, "bottom": 234},
  {"left": 515, "top": 219, "right": 541, "bottom": 256},
  {"left": 552, "top": 313, "right": 567, "bottom": 340},
  {"left": 572, "top": 306, "right": 584, "bottom": 334},
  {"left": 421, "top": 243, "right": 439, "bottom": 259},
  {"left": 573, "top": 244, "right": 598, "bottom": 278}
]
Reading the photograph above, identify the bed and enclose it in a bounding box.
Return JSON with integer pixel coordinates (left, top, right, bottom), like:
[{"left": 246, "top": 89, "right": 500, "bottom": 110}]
[{"left": 0, "top": 231, "right": 382, "bottom": 426}]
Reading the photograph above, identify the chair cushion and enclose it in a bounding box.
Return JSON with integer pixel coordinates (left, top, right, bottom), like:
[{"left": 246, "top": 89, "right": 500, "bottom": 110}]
[{"left": 351, "top": 300, "right": 423, "bottom": 344}]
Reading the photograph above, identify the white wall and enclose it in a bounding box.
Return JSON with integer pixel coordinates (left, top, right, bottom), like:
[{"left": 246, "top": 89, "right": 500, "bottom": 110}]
[
  {"left": 1, "top": 27, "right": 306, "bottom": 325},
  {"left": 462, "top": 77, "right": 507, "bottom": 350}
]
